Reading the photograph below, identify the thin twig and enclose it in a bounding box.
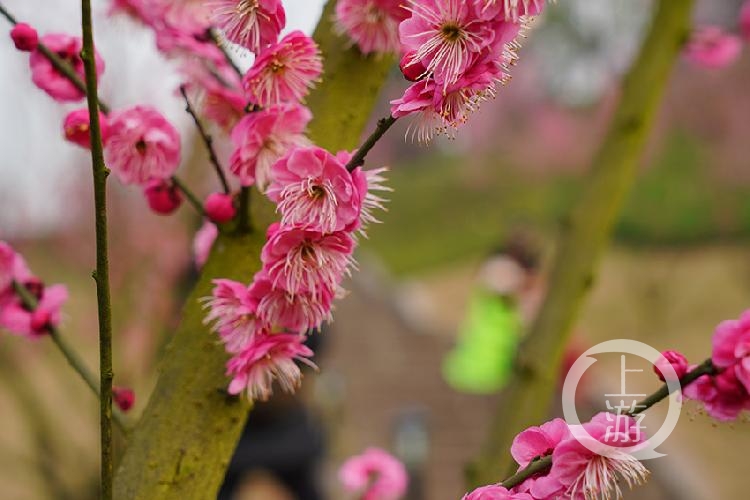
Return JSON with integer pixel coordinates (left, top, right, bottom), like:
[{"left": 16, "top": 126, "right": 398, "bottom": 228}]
[
  {"left": 179, "top": 85, "right": 230, "bottom": 194},
  {"left": 207, "top": 27, "right": 243, "bottom": 78},
  {"left": 171, "top": 175, "right": 205, "bottom": 215},
  {"left": 498, "top": 359, "right": 718, "bottom": 490},
  {"left": 80, "top": 0, "right": 114, "bottom": 496},
  {"left": 345, "top": 115, "right": 398, "bottom": 172}
]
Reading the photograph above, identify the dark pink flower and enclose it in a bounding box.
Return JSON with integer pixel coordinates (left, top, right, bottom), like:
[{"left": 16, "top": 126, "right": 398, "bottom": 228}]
[
  {"left": 399, "top": 51, "right": 426, "bottom": 82},
  {"left": 10, "top": 23, "right": 38, "bottom": 52},
  {"left": 462, "top": 485, "right": 532, "bottom": 500},
  {"left": 252, "top": 272, "right": 334, "bottom": 333},
  {"left": 742, "top": 1, "right": 750, "bottom": 42},
  {"left": 0, "top": 284, "right": 68, "bottom": 339},
  {"left": 143, "top": 179, "right": 183, "bottom": 215},
  {"left": 204, "top": 193, "right": 237, "bottom": 223},
  {"left": 338, "top": 447, "right": 408, "bottom": 500},
  {"left": 653, "top": 350, "right": 689, "bottom": 382},
  {"left": 113, "top": 386, "right": 136, "bottom": 412},
  {"left": 683, "top": 367, "right": 750, "bottom": 421},
  {"left": 712, "top": 310, "right": 750, "bottom": 393},
  {"left": 229, "top": 104, "right": 311, "bottom": 189},
  {"left": 261, "top": 224, "right": 355, "bottom": 296},
  {"left": 266, "top": 146, "right": 361, "bottom": 233},
  {"left": 226, "top": 332, "right": 316, "bottom": 401},
  {"left": 193, "top": 221, "right": 219, "bottom": 269},
  {"left": 210, "top": 0, "right": 286, "bottom": 53},
  {"left": 685, "top": 26, "right": 742, "bottom": 69},
  {"left": 243, "top": 31, "right": 322, "bottom": 107},
  {"left": 335, "top": 0, "right": 408, "bottom": 55},
  {"left": 63, "top": 108, "right": 110, "bottom": 149},
  {"left": 510, "top": 418, "right": 569, "bottom": 499},
  {"left": 29, "top": 34, "right": 104, "bottom": 102},
  {"left": 105, "top": 106, "right": 181, "bottom": 186},
  {"left": 204, "top": 279, "right": 262, "bottom": 352}
]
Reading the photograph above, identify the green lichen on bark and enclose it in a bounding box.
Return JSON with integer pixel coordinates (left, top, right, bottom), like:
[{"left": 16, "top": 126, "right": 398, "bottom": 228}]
[
  {"left": 113, "top": 2, "right": 394, "bottom": 498},
  {"left": 466, "top": 0, "right": 694, "bottom": 487}
]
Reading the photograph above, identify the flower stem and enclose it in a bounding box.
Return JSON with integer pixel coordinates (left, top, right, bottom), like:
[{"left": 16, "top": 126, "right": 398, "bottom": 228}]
[
  {"left": 178, "top": 85, "right": 230, "bottom": 194},
  {"left": 497, "top": 359, "right": 717, "bottom": 490},
  {"left": 11, "top": 282, "right": 129, "bottom": 433},
  {"left": 345, "top": 115, "right": 398, "bottom": 172},
  {"left": 80, "top": 0, "right": 115, "bottom": 497},
  {"left": 171, "top": 175, "right": 205, "bottom": 215}
]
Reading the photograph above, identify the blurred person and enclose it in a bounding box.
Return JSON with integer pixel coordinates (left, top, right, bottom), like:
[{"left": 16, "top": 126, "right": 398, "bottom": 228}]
[{"left": 442, "top": 237, "right": 543, "bottom": 394}]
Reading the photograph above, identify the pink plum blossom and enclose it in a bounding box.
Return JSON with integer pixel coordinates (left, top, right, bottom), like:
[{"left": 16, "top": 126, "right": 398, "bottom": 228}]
[
  {"left": 210, "top": 0, "right": 286, "bottom": 53},
  {"left": 338, "top": 447, "right": 408, "bottom": 500},
  {"left": 685, "top": 26, "right": 742, "bottom": 69},
  {"left": 143, "top": 179, "right": 183, "bottom": 215},
  {"left": 266, "top": 146, "right": 361, "bottom": 234},
  {"left": 161, "top": 0, "right": 213, "bottom": 34},
  {"left": 261, "top": 224, "right": 355, "bottom": 296},
  {"left": 229, "top": 104, "right": 312, "bottom": 189},
  {"left": 226, "top": 332, "right": 316, "bottom": 401},
  {"left": 742, "top": 1, "right": 750, "bottom": 42},
  {"left": 712, "top": 309, "right": 750, "bottom": 394},
  {"left": 335, "top": 0, "right": 408, "bottom": 55},
  {"left": 204, "top": 193, "right": 237, "bottom": 223},
  {"left": 683, "top": 366, "right": 750, "bottom": 421},
  {"left": 29, "top": 34, "right": 104, "bottom": 102},
  {"left": 482, "top": 0, "right": 545, "bottom": 22},
  {"left": 253, "top": 272, "right": 334, "bottom": 333},
  {"left": 63, "top": 108, "right": 110, "bottom": 149},
  {"left": 243, "top": 30, "right": 322, "bottom": 107},
  {"left": 204, "top": 279, "right": 263, "bottom": 353},
  {"left": 462, "top": 485, "right": 532, "bottom": 500},
  {"left": 10, "top": 23, "right": 38, "bottom": 52},
  {"left": 0, "top": 284, "right": 68, "bottom": 339},
  {"left": 653, "top": 350, "right": 689, "bottom": 382},
  {"left": 105, "top": 106, "right": 181, "bottom": 186},
  {"left": 510, "top": 418, "right": 569, "bottom": 499},
  {"left": 193, "top": 221, "right": 219, "bottom": 269}
]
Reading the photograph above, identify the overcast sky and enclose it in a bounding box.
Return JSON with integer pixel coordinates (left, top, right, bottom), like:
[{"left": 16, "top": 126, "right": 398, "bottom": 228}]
[{"left": 0, "top": 0, "right": 326, "bottom": 237}]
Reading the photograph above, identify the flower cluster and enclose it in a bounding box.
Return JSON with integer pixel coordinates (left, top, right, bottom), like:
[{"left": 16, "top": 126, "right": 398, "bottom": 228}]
[
  {"left": 465, "top": 413, "right": 649, "bottom": 500},
  {"left": 387, "top": 0, "right": 548, "bottom": 143},
  {"left": 338, "top": 447, "right": 409, "bottom": 500},
  {"left": 683, "top": 1, "right": 750, "bottom": 69},
  {"left": 0, "top": 241, "right": 68, "bottom": 339}
]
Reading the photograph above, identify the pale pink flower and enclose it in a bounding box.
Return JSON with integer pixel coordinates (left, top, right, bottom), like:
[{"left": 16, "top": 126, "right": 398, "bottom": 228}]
[
  {"left": 335, "top": 0, "right": 408, "bottom": 55},
  {"left": 252, "top": 272, "right": 334, "bottom": 333},
  {"left": 229, "top": 104, "right": 312, "bottom": 189},
  {"left": 243, "top": 30, "right": 322, "bottom": 107},
  {"left": 653, "top": 350, "right": 689, "bottom": 382},
  {"left": 742, "top": 1, "right": 750, "bottom": 42},
  {"left": 685, "top": 26, "right": 742, "bottom": 69},
  {"left": 261, "top": 224, "right": 355, "bottom": 296},
  {"left": 338, "top": 447, "right": 408, "bottom": 500},
  {"left": 683, "top": 366, "right": 750, "bottom": 421},
  {"left": 549, "top": 413, "right": 648, "bottom": 500},
  {"left": 63, "top": 108, "right": 110, "bottom": 149},
  {"left": 351, "top": 166, "right": 391, "bottom": 234},
  {"left": 204, "top": 279, "right": 262, "bottom": 352},
  {"left": 266, "top": 146, "right": 361, "bottom": 233},
  {"left": 105, "top": 106, "right": 181, "bottom": 186},
  {"left": 226, "top": 331, "right": 316, "bottom": 401},
  {"left": 10, "top": 23, "right": 38, "bottom": 52},
  {"left": 210, "top": 0, "right": 286, "bottom": 53},
  {"left": 108, "top": 0, "right": 163, "bottom": 26},
  {"left": 0, "top": 284, "right": 68, "bottom": 339},
  {"left": 29, "top": 34, "right": 104, "bottom": 102},
  {"left": 462, "top": 485, "right": 532, "bottom": 500},
  {"left": 509, "top": 418, "right": 569, "bottom": 499},
  {"left": 193, "top": 221, "right": 219, "bottom": 269},
  {"left": 399, "top": 0, "right": 496, "bottom": 88},
  {"left": 161, "top": 0, "right": 213, "bottom": 34}
]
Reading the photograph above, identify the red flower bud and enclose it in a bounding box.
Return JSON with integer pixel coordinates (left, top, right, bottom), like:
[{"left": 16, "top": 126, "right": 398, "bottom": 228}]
[
  {"left": 204, "top": 192, "right": 236, "bottom": 223},
  {"left": 113, "top": 386, "right": 135, "bottom": 412},
  {"left": 11, "top": 23, "right": 38, "bottom": 52},
  {"left": 144, "top": 179, "right": 183, "bottom": 215},
  {"left": 653, "top": 350, "right": 689, "bottom": 382},
  {"left": 399, "top": 51, "right": 426, "bottom": 82}
]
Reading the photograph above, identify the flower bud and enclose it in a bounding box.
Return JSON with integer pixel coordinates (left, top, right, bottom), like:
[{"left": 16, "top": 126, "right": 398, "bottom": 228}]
[
  {"left": 113, "top": 386, "right": 135, "bottom": 412},
  {"left": 144, "top": 179, "right": 183, "bottom": 215},
  {"left": 63, "top": 109, "right": 110, "bottom": 149},
  {"left": 399, "top": 51, "right": 426, "bottom": 82},
  {"left": 11, "top": 23, "right": 38, "bottom": 52},
  {"left": 204, "top": 192, "right": 236, "bottom": 223},
  {"left": 653, "top": 350, "right": 689, "bottom": 381}
]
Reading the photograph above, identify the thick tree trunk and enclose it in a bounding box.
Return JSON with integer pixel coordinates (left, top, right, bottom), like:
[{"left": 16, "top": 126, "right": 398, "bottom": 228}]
[{"left": 113, "top": 3, "right": 394, "bottom": 498}]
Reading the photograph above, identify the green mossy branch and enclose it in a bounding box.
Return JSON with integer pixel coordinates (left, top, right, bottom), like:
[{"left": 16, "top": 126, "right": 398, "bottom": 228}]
[
  {"left": 112, "top": 2, "right": 394, "bottom": 498},
  {"left": 466, "top": 0, "right": 694, "bottom": 487}
]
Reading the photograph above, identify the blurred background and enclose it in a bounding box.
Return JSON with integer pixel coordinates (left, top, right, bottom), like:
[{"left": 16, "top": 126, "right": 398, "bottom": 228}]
[{"left": 1, "top": 0, "right": 750, "bottom": 498}]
